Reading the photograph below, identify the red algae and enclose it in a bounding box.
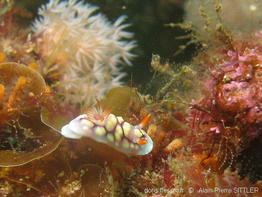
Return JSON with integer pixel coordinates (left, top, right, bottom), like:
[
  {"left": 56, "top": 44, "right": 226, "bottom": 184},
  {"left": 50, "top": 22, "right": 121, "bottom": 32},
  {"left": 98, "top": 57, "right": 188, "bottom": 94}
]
[{"left": 180, "top": 31, "right": 262, "bottom": 186}]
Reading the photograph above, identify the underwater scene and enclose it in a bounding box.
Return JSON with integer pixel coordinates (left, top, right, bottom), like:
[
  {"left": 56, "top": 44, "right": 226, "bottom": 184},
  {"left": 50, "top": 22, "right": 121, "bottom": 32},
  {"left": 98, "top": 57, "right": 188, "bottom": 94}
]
[{"left": 0, "top": 0, "right": 261, "bottom": 196}]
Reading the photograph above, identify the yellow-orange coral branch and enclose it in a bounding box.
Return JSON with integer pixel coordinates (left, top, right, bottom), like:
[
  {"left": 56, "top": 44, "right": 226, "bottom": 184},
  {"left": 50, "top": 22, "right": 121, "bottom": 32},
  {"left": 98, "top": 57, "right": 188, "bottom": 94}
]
[
  {"left": 7, "top": 76, "right": 27, "bottom": 108},
  {"left": 28, "top": 62, "right": 39, "bottom": 70},
  {"left": 0, "top": 84, "right": 5, "bottom": 104},
  {"left": 164, "top": 138, "right": 183, "bottom": 152},
  {"left": 0, "top": 52, "right": 6, "bottom": 63}
]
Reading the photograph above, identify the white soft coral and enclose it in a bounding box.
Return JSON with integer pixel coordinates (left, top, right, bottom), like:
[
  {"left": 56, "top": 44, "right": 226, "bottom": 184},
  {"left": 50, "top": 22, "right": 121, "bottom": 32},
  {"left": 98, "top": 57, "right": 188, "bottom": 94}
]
[{"left": 32, "top": 0, "right": 136, "bottom": 107}]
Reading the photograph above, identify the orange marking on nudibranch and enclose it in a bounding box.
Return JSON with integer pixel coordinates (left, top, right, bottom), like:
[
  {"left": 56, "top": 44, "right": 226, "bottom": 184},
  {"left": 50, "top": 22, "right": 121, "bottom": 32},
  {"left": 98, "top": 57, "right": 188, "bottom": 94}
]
[
  {"left": 137, "top": 138, "right": 148, "bottom": 145},
  {"left": 138, "top": 114, "right": 151, "bottom": 128}
]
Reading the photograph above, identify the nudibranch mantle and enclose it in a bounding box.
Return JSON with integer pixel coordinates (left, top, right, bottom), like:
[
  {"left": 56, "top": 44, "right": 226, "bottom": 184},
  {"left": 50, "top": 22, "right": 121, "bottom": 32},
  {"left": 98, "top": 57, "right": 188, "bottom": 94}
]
[{"left": 61, "top": 111, "right": 153, "bottom": 156}]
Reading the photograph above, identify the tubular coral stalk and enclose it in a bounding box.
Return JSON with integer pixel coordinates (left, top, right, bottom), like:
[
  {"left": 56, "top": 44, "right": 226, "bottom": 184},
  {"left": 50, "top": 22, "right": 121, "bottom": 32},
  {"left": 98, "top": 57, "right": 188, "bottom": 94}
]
[
  {"left": 28, "top": 62, "right": 39, "bottom": 70},
  {"left": 0, "top": 84, "right": 5, "bottom": 104},
  {"left": 0, "top": 52, "right": 6, "bottom": 63},
  {"left": 7, "top": 76, "right": 27, "bottom": 108}
]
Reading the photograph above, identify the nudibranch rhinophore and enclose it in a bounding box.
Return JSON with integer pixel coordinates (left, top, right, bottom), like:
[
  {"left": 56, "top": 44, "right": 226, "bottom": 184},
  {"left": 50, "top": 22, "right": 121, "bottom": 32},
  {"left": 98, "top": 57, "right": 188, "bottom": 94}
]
[{"left": 61, "top": 107, "right": 153, "bottom": 156}]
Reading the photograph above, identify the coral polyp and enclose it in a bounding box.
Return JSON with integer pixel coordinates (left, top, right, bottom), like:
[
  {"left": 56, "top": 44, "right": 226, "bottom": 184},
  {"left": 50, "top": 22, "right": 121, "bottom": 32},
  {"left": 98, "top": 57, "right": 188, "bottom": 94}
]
[{"left": 32, "top": 0, "right": 136, "bottom": 107}]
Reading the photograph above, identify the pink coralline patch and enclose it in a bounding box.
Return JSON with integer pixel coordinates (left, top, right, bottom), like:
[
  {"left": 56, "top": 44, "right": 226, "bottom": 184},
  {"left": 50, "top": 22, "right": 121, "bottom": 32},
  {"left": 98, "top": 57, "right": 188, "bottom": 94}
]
[
  {"left": 210, "top": 126, "right": 220, "bottom": 134},
  {"left": 213, "top": 37, "right": 262, "bottom": 131},
  {"left": 217, "top": 81, "right": 257, "bottom": 112},
  {"left": 225, "top": 47, "right": 262, "bottom": 64},
  {"left": 244, "top": 106, "right": 262, "bottom": 124},
  {"left": 219, "top": 48, "right": 261, "bottom": 81}
]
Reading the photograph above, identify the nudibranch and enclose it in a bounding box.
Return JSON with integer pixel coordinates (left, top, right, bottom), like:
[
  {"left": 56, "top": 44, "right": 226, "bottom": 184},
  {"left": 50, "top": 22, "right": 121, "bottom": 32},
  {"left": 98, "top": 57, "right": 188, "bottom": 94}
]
[{"left": 61, "top": 107, "right": 153, "bottom": 156}]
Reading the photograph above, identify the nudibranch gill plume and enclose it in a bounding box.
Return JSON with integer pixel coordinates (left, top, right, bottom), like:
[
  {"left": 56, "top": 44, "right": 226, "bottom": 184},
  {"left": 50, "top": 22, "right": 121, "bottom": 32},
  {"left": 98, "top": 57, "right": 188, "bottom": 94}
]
[{"left": 61, "top": 107, "right": 153, "bottom": 156}]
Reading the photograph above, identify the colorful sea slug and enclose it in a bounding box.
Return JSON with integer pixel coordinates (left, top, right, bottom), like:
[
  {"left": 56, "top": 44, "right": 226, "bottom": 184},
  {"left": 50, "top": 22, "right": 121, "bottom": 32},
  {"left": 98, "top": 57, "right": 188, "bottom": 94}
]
[{"left": 61, "top": 107, "right": 153, "bottom": 156}]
